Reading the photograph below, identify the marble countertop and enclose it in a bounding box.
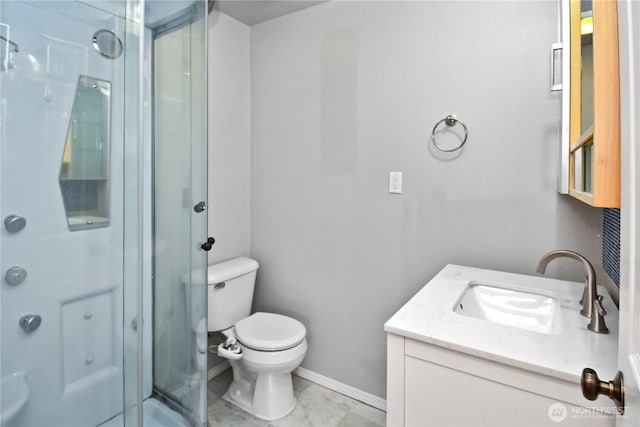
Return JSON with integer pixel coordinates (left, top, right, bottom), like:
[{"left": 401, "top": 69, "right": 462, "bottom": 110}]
[{"left": 384, "top": 264, "right": 619, "bottom": 384}]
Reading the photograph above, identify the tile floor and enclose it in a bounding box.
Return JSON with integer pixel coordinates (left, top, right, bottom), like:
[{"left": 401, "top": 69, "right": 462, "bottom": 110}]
[{"left": 207, "top": 369, "right": 386, "bottom": 427}]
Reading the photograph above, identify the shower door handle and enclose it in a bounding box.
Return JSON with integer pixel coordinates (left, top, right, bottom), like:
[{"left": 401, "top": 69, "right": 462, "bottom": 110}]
[
  {"left": 201, "top": 237, "right": 215, "bottom": 251},
  {"left": 193, "top": 201, "right": 207, "bottom": 213}
]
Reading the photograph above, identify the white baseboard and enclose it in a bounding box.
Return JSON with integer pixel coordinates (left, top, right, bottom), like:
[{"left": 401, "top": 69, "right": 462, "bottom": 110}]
[
  {"left": 207, "top": 360, "right": 230, "bottom": 381},
  {"left": 293, "top": 367, "right": 387, "bottom": 412}
]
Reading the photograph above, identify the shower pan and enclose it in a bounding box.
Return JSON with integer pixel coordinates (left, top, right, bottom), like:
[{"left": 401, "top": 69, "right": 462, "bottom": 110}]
[{"left": 0, "top": 1, "right": 208, "bottom": 426}]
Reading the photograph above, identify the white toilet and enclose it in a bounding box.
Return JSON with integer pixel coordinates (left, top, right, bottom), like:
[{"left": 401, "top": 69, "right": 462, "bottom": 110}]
[{"left": 207, "top": 257, "right": 307, "bottom": 421}]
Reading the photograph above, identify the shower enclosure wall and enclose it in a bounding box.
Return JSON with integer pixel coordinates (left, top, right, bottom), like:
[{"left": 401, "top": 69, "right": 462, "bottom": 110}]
[{"left": 0, "top": 1, "right": 208, "bottom": 426}]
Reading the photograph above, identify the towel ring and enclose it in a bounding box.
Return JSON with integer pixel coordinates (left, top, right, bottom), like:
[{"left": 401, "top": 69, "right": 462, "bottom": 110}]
[{"left": 431, "top": 115, "right": 468, "bottom": 153}]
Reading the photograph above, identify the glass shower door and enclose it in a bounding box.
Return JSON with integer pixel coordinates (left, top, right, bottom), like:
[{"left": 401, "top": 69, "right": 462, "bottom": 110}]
[{"left": 151, "top": 4, "right": 208, "bottom": 426}]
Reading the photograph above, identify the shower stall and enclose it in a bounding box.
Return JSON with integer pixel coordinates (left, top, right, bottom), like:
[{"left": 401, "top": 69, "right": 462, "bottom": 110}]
[{"left": 0, "top": 1, "right": 208, "bottom": 426}]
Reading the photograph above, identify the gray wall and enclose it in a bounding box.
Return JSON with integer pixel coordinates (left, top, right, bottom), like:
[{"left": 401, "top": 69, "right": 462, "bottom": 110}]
[
  {"left": 208, "top": 9, "right": 251, "bottom": 265},
  {"left": 248, "top": 0, "right": 602, "bottom": 399}
]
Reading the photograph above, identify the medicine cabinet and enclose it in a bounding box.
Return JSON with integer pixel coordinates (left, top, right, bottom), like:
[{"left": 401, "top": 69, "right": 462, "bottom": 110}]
[{"left": 567, "top": 0, "right": 620, "bottom": 207}]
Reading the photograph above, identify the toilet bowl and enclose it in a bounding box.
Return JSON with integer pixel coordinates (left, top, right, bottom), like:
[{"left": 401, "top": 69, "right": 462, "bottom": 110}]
[
  {"left": 208, "top": 258, "right": 307, "bottom": 420},
  {"left": 222, "top": 312, "right": 307, "bottom": 420}
]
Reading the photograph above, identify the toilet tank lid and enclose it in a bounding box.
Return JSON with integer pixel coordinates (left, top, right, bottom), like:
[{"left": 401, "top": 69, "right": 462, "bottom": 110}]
[{"left": 208, "top": 257, "right": 259, "bottom": 284}]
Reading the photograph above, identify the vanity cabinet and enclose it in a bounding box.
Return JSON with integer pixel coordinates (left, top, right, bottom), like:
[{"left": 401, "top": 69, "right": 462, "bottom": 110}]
[
  {"left": 385, "top": 265, "right": 619, "bottom": 427},
  {"left": 567, "top": 0, "right": 620, "bottom": 207},
  {"left": 386, "top": 335, "right": 614, "bottom": 427}
]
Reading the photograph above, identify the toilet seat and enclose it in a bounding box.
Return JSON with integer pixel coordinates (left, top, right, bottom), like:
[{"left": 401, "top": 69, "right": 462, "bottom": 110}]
[
  {"left": 235, "top": 312, "right": 306, "bottom": 351},
  {"left": 241, "top": 339, "right": 308, "bottom": 367}
]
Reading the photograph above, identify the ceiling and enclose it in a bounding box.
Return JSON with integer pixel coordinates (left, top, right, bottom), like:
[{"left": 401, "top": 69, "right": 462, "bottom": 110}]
[{"left": 214, "top": 0, "right": 328, "bottom": 26}]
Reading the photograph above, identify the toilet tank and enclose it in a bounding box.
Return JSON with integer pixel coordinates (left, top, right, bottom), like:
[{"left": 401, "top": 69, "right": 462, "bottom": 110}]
[{"left": 207, "top": 257, "right": 259, "bottom": 332}]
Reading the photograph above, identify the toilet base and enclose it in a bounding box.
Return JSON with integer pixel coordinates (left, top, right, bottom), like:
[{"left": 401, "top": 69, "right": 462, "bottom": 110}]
[
  {"left": 222, "top": 374, "right": 296, "bottom": 421},
  {"left": 222, "top": 340, "right": 307, "bottom": 421}
]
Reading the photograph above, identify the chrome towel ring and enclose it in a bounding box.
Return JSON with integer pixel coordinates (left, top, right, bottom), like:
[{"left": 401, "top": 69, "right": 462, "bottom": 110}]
[{"left": 431, "top": 115, "right": 468, "bottom": 153}]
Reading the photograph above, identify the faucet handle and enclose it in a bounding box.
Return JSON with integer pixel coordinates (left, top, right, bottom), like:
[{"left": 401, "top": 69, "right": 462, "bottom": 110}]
[
  {"left": 595, "top": 295, "right": 607, "bottom": 316},
  {"left": 588, "top": 296, "right": 609, "bottom": 334}
]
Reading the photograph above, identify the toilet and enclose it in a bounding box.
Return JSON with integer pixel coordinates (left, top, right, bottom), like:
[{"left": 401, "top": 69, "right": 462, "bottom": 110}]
[{"left": 207, "top": 257, "right": 307, "bottom": 421}]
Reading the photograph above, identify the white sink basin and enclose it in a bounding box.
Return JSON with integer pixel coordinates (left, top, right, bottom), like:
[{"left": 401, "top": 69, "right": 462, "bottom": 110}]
[{"left": 453, "top": 282, "right": 564, "bottom": 334}]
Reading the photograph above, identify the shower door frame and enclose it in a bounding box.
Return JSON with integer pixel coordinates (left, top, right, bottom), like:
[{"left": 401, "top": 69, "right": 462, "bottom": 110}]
[{"left": 147, "top": 2, "right": 209, "bottom": 426}]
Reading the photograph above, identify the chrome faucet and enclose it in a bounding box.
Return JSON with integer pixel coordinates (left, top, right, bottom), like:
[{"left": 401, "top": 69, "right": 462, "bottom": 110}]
[{"left": 536, "top": 250, "right": 608, "bottom": 334}]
